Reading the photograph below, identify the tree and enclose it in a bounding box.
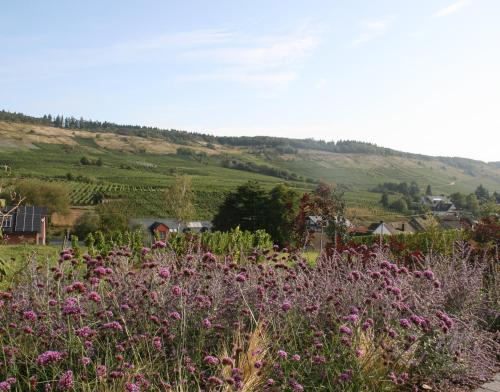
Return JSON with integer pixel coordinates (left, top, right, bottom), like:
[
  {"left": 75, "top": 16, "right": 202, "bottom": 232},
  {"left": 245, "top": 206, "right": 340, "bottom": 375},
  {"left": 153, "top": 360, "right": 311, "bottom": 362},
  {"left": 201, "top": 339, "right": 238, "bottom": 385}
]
[
  {"left": 380, "top": 193, "right": 389, "bottom": 208},
  {"left": 72, "top": 212, "right": 100, "bottom": 239},
  {"left": 474, "top": 184, "right": 490, "bottom": 202},
  {"left": 212, "top": 181, "right": 268, "bottom": 232},
  {"left": 425, "top": 185, "right": 432, "bottom": 196},
  {"left": 165, "top": 176, "right": 195, "bottom": 231},
  {"left": 466, "top": 194, "right": 480, "bottom": 216},
  {"left": 390, "top": 198, "right": 408, "bottom": 213},
  {"left": 409, "top": 181, "right": 420, "bottom": 200},
  {"left": 450, "top": 192, "right": 467, "bottom": 209},
  {"left": 266, "top": 184, "right": 299, "bottom": 246},
  {"left": 96, "top": 201, "right": 130, "bottom": 232},
  {"left": 80, "top": 156, "right": 91, "bottom": 165},
  {"left": 15, "top": 180, "right": 69, "bottom": 215}
]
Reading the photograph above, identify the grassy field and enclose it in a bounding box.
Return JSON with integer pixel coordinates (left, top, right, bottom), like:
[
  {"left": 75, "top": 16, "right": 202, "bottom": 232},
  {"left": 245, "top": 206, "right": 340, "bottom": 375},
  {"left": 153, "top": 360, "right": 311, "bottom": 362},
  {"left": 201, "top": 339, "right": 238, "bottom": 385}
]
[
  {"left": 0, "top": 245, "right": 60, "bottom": 288},
  {"left": 1, "top": 120, "right": 499, "bottom": 223}
]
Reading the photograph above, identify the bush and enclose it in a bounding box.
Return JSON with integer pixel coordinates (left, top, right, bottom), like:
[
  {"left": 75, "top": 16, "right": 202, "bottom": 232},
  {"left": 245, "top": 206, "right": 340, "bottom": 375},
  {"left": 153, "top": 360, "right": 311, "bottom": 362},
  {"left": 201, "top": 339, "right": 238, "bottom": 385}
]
[{"left": 0, "top": 245, "right": 496, "bottom": 390}]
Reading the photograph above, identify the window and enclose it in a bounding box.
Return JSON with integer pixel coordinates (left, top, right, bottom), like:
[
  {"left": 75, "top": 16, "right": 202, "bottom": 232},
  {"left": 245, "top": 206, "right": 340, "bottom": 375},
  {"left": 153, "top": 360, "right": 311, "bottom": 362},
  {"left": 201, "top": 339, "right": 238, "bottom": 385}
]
[{"left": 1, "top": 215, "right": 12, "bottom": 228}]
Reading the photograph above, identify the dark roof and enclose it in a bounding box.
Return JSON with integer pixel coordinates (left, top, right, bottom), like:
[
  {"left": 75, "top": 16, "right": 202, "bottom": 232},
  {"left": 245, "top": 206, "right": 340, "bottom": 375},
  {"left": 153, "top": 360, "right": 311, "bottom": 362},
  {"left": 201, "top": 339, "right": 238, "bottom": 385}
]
[
  {"left": 2, "top": 205, "right": 47, "bottom": 233},
  {"left": 433, "top": 202, "right": 455, "bottom": 212},
  {"left": 150, "top": 221, "right": 170, "bottom": 230}
]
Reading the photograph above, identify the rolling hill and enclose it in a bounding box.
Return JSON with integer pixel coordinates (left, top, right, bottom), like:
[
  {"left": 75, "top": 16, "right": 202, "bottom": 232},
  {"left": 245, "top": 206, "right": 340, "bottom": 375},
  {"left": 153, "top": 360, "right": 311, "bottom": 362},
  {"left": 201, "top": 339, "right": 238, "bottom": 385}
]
[{"left": 0, "top": 110, "right": 499, "bottom": 223}]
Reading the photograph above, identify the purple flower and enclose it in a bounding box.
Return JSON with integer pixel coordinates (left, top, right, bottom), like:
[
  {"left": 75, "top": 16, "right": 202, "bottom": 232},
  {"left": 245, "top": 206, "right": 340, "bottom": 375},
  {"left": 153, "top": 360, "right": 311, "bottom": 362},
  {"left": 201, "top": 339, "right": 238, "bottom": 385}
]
[
  {"left": 423, "top": 269, "right": 435, "bottom": 280},
  {"left": 169, "top": 311, "right": 181, "bottom": 320},
  {"left": 75, "top": 326, "right": 94, "bottom": 338},
  {"left": 158, "top": 267, "right": 170, "bottom": 279},
  {"left": 399, "top": 318, "right": 411, "bottom": 329},
  {"left": 125, "top": 383, "right": 140, "bottom": 392},
  {"left": 171, "top": 286, "right": 182, "bottom": 296},
  {"left": 339, "top": 325, "right": 352, "bottom": 336},
  {"left": 235, "top": 273, "right": 246, "bottom": 282},
  {"left": 202, "top": 318, "right": 212, "bottom": 328},
  {"left": 0, "top": 378, "right": 15, "bottom": 391},
  {"left": 81, "top": 357, "right": 91, "bottom": 366},
  {"left": 102, "top": 321, "right": 122, "bottom": 331},
  {"left": 204, "top": 355, "right": 219, "bottom": 365},
  {"left": 207, "top": 376, "right": 223, "bottom": 385},
  {"left": 277, "top": 350, "right": 287, "bottom": 359},
  {"left": 88, "top": 291, "right": 101, "bottom": 303},
  {"left": 292, "top": 354, "right": 301, "bottom": 361},
  {"left": 96, "top": 365, "right": 107, "bottom": 378},
  {"left": 281, "top": 300, "right": 292, "bottom": 312},
  {"left": 36, "top": 351, "right": 64, "bottom": 366},
  {"left": 57, "top": 370, "right": 73, "bottom": 390},
  {"left": 23, "top": 310, "right": 37, "bottom": 321}
]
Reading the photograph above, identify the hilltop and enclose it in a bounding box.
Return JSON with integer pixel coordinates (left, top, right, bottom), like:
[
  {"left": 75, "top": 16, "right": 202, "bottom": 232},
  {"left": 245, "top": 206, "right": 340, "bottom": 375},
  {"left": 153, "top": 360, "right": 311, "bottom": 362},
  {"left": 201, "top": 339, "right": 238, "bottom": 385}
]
[{"left": 0, "top": 110, "right": 499, "bottom": 223}]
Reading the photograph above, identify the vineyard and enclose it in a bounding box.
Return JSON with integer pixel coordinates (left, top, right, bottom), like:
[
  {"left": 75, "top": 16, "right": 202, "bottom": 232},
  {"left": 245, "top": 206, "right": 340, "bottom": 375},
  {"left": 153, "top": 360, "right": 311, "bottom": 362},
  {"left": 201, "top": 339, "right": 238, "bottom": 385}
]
[{"left": 65, "top": 182, "right": 163, "bottom": 205}]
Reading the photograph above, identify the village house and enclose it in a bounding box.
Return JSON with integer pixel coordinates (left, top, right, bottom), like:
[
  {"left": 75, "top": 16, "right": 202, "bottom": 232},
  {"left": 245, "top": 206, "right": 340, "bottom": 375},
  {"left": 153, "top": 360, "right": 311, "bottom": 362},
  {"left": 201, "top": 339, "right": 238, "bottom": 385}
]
[
  {"left": 367, "top": 220, "right": 418, "bottom": 236},
  {"left": 129, "top": 218, "right": 213, "bottom": 242},
  {"left": 0, "top": 205, "right": 47, "bottom": 245},
  {"left": 421, "top": 195, "right": 457, "bottom": 216}
]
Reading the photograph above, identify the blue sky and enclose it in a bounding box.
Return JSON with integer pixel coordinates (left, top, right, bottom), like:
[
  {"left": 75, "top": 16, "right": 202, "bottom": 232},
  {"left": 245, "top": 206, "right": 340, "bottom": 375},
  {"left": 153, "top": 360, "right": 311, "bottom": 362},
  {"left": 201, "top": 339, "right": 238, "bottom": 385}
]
[{"left": 1, "top": 0, "right": 499, "bottom": 161}]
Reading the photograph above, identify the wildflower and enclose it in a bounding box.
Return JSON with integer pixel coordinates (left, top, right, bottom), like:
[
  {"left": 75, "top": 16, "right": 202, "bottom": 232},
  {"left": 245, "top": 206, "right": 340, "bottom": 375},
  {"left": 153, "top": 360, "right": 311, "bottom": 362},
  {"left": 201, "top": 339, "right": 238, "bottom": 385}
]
[
  {"left": 36, "top": 351, "right": 64, "bottom": 366},
  {"left": 202, "top": 318, "right": 212, "bottom": 328},
  {"left": 23, "top": 310, "right": 37, "bottom": 321},
  {"left": 62, "top": 297, "right": 81, "bottom": 315},
  {"left": 102, "top": 321, "right": 122, "bottom": 331},
  {"left": 88, "top": 291, "right": 101, "bottom": 303},
  {"left": 158, "top": 267, "right": 170, "bottom": 279},
  {"left": 277, "top": 350, "right": 287, "bottom": 359},
  {"left": 57, "top": 370, "right": 73, "bottom": 390},
  {"left": 339, "top": 325, "right": 352, "bottom": 336},
  {"left": 399, "top": 318, "right": 411, "bottom": 329},
  {"left": 222, "top": 357, "right": 234, "bottom": 366},
  {"left": 204, "top": 355, "right": 219, "bottom": 365},
  {"left": 423, "top": 269, "right": 435, "bottom": 280},
  {"left": 110, "top": 371, "right": 124, "bottom": 379},
  {"left": 312, "top": 355, "right": 326, "bottom": 364},
  {"left": 125, "top": 383, "right": 140, "bottom": 392},
  {"left": 292, "top": 354, "right": 301, "bottom": 361},
  {"left": 281, "top": 300, "right": 292, "bottom": 312},
  {"left": 0, "top": 378, "right": 16, "bottom": 391},
  {"left": 153, "top": 336, "right": 162, "bottom": 350},
  {"left": 169, "top": 311, "right": 181, "bottom": 320},
  {"left": 171, "top": 286, "right": 181, "bottom": 296},
  {"left": 82, "top": 357, "right": 91, "bottom": 366},
  {"left": 235, "top": 273, "right": 246, "bottom": 282},
  {"left": 289, "top": 379, "right": 304, "bottom": 391},
  {"left": 254, "top": 360, "right": 263, "bottom": 369},
  {"left": 207, "top": 376, "right": 223, "bottom": 385},
  {"left": 96, "top": 365, "right": 107, "bottom": 379},
  {"left": 75, "top": 326, "right": 94, "bottom": 338}
]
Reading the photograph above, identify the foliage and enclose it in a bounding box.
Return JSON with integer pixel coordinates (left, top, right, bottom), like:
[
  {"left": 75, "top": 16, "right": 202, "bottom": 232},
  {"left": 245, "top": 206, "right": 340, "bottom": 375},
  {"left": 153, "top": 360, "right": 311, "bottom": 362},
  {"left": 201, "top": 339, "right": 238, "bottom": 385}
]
[
  {"left": 14, "top": 179, "right": 70, "bottom": 215},
  {"left": 164, "top": 175, "right": 195, "bottom": 229},
  {"left": 0, "top": 246, "right": 496, "bottom": 390},
  {"left": 72, "top": 212, "right": 100, "bottom": 239},
  {"left": 95, "top": 201, "right": 131, "bottom": 232},
  {"left": 212, "top": 181, "right": 270, "bottom": 233}
]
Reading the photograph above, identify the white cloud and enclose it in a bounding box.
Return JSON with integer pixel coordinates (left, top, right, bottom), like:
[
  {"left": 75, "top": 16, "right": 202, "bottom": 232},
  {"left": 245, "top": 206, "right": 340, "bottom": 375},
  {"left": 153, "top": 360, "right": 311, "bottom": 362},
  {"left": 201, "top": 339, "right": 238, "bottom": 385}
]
[
  {"left": 177, "top": 26, "right": 322, "bottom": 86},
  {"left": 432, "top": 1, "right": 468, "bottom": 17},
  {"left": 1, "top": 26, "right": 322, "bottom": 88},
  {"left": 352, "top": 16, "right": 396, "bottom": 47}
]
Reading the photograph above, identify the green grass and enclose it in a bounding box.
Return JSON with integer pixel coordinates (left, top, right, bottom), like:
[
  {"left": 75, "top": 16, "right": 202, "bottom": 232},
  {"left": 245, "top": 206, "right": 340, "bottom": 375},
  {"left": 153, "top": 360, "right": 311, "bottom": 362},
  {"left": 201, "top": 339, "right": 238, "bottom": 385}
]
[{"left": 0, "top": 245, "right": 60, "bottom": 288}]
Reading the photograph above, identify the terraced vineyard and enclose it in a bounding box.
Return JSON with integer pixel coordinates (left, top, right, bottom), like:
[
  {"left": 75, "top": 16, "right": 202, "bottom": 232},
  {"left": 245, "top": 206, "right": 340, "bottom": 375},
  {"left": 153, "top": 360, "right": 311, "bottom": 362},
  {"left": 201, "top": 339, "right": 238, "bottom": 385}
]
[{"left": 65, "top": 182, "right": 164, "bottom": 205}]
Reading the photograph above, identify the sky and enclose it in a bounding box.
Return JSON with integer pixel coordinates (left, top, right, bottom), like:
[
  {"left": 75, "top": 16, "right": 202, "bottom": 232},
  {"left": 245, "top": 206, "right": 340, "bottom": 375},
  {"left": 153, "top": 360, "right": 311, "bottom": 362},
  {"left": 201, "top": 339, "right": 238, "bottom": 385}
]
[{"left": 1, "top": 0, "right": 499, "bottom": 162}]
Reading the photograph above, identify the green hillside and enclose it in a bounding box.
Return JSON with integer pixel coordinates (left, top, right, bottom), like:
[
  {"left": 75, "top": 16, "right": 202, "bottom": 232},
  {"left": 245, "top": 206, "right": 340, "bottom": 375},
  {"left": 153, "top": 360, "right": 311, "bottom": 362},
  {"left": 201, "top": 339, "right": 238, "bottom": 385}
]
[{"left": 0, "top": 110, "right": 499, "bottom": 223}]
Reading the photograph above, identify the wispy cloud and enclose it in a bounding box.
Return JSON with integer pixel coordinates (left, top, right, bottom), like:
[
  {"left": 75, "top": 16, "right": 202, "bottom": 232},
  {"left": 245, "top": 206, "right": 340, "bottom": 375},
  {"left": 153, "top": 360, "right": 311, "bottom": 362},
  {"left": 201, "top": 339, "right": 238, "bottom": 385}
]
[
  {"left": 0, "top": 25, "right": 322, "bottom": 88},
  {"left": 352, "top": 16, "right": 396, "bottom": 47},
  {"left": 432, "top": 0, "right": 468, "bottom": 17},
  {"left": 177, "top": 26, "right": 322, "bottom": 86}
]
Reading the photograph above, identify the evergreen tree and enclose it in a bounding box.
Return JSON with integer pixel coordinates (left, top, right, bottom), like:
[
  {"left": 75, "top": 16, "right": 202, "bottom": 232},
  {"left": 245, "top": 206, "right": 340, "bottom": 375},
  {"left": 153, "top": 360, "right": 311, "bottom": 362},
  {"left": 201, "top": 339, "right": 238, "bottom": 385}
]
[{"left": 474, "top": 184, "right": 489, "bottom": 201}]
